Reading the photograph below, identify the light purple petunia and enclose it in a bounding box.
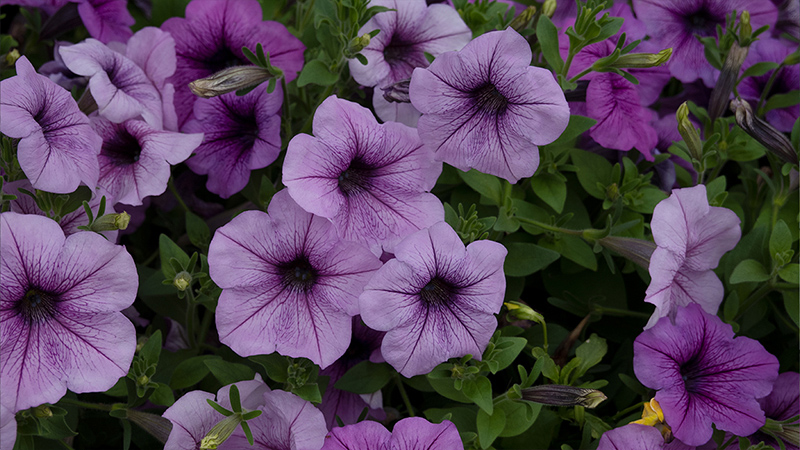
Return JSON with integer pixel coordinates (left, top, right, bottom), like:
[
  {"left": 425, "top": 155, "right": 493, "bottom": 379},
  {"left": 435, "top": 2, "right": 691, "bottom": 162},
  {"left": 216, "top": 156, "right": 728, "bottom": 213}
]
[
  {"left": 644, "top": 185, "right": 740, "bottom": 329},
  {"left": 92, "top": 117, "right": 203, "bottom": 205},
  {"left": 0, "top": 56, "right": 101, "bottom": 194},
  {"left": 0, "top": 401, "right": 16, "bottom": 450},
  {"left": 410, "top": 28, "right": 569, "bottom": 183},
  {"left": 745, "top": 371, "right": 800, "bottom": 450},
  {"left": 60, "top": 39, "right": 165, "bottom": 128},
  {"left": 739, "top": 38, "right": 800, "bottom": 133},
  {"left": 321, "top": 417, "right": 461, "bottom": 450},
  {"left": 634, "top": 304, "right": 779, "bottom": 446},
  {"left": 183, "top": 83, "right": 282, "bottom": 198},
  {"left": 359, "top": 222, "right": 507, "bottom": 377},
  {"left": 633, "top": 0, "right": 777, "bottom": 86},
  {"left": 597, "top": 423, "right": 696, "bottom": 450},
  {"left": 0, "top": 212, "right": 137, "bottom": 413},
  {"left": 162, "top": 0, "right": 305, "bottom": 128},
  {"left": 349, "top": 0, "right": 471, "bottom": 126},
  {"left": 284, "top": 96, "right": 444, "bottom": 256},
  {"left": 208, "top": 190, "right": 382, "bottom": 368},
  {"left": 72, "top": 0, "right": 135, "bottom": 44}
]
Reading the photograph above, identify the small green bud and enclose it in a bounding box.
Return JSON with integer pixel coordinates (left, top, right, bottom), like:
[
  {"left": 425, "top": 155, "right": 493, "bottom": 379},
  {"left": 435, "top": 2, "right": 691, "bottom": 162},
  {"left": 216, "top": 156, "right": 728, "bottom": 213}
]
[
  {"left": 6, "top": 49, "right": 20, "bottom": 67},
  {"left": 90, "top": 212, "right": 130, "bottom": 231},
  {"left": 200, "top": 415, "right": 242, "bottom": 450},
  {"left": 33, "top": 405, "right": 53, "bottom": 418},
  {"left": 676, "top": 102, "right": 703, "bottom": 162},
  {"left": 739, "top": 10, "right": 751, "bottom": 43},
  {"left": 505, "top": 301, "right": 545, "bottom": 324},
  {"left": 542, "top": 0, "right": 557, "bottom": 18},
  {"left": 521, "top": 385, "right": 607, "bottom": 408},
  {"left": 137, "top": 374, "right": 150, "bottom": 386},
  {"left": 508, "top": 6, "right": 536, "bottom": 32},
  {"left": 610, "top": 48, "right": 672, "bottom": 69},
  {"left": 189, "top": 66, "right": 273, "bottom": 99},
  {"left": 173, "top": 271, "right": 192, "bottom": 292},
  {"left": 345, "top": 33, "right": 372, "bottom": 58}
]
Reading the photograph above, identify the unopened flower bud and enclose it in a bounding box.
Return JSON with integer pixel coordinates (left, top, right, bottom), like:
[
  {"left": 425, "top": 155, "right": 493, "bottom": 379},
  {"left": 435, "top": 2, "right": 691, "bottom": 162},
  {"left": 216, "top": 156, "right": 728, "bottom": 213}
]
[
  {"left": 126, "top": 409, "right": 172, "bottom": 444},
  {"left": 739, "top": 10, "right": 752, "bottom": 43},
  {"left": 189, "top": 66, "right": 273, "bottom": 99},
  {"left": 346, "top": 33, "right": 372, "bottom": 57},
  {"left": 173, "top": 271, "right": 192, "bottom": 292},
  {"left": 730, "top": 98, "right": 799, "bottom": 165},
  {"left": 200, "top": 414, "right": 242, "bottom": 450},
  {"left": 505, "top": 301, "right": 545, "bottom": 324},
  {"left": 595, "top": 236, "right": 656, "bottom": 269},
  {"left": 521, "top": 385, "right": 607, "bottom": 408},
  {"left": 542, "top": 0, "right": 557, "bottom": 18},
  {"left": 709, "top": 42, "right": 749, "bottom": 120},
  {"left": 6, "top": 49, "right": 20, "bottom": 67},
  {"left": 90, "top": 212, "right": 130, "bottom": 231},
  {"left": 33, "top": 405, "right": 53, "bottom": 418},
  {"left": 610, "top": 48, "right": 672, "bottom": 69},
  {"left": 508, "top": 6, "right": 536, "bottom": 32},
  {"left": 676, "top": 102, "right": 703, "bottom": 162},
  {"left": 382, "top": 79, "right": 411, "bottom": 103},
  {"left": 137, "top": 374, "right": 150, "bottom": 386}
]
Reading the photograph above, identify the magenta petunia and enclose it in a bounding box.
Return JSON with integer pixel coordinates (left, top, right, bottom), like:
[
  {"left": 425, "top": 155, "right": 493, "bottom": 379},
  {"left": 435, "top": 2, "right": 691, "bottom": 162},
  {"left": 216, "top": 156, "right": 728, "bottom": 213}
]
[
  {"left": 634, "top": 304, "right": 779, "bottom": 446},
  {"left": 349, "top": 0, "right": 471, "bottom": 126},
  {"left": 92, "top": 116, "right": 203, "bottom": 205},
  {"left": 183, "top": 83, "right": 282, "bottom": 198},
  {"left": 284, "top": 96, "right": 444, "bottom": 256},
  {"left": 0, "top": 56, "right": 101, "bottom": 194},
  {"left": 597, "top": 423, "right": 696, "bottom": 450},
  {"left": 746, "top": 371, "right": 800, "bottom": 449},
  {"left": 359, "top": 222, "right": 507, "bottom": 377},
  {"left": 322, "top": 417, "right": 462, "bottom": 450},
  {"left": 162, "top": 0, "right": 305, "bottom": 128},
  {"left": 208, "top": 190, "right": 382, "bottom": 368},
  {"left": 0, "top": 212, "right": 137, "bottom": 413},
  {"left": 644, "top": 185, "right": 740, "bottom": 329},
  {"left": 72, "top": 0, "right": 134, "bottom": 44},
  {"left": 410, "top": 28, "right": 569, "bottom": 183},
  {"left": 633, "top": 0, "right": 777, "bottom": 86}
]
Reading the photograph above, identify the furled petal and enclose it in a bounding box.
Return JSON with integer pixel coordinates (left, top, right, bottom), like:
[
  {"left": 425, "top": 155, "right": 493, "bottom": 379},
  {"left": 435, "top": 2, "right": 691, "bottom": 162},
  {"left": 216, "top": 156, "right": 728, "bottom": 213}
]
[
  {"left": 125, "top": 27, "right": 176, "bottom": 88},
  {"left": 74, "top": 0, "right": 134, "bottom": 44}
]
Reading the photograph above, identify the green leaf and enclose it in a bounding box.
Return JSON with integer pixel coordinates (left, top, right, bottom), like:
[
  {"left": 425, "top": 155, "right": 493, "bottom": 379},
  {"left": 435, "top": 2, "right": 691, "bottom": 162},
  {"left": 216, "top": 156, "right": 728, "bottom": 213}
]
[
  {"left": 770, "top": 220, "right": 793, "bottom": 261},
  {"left": 779, "top": 264, "right": 799, "bottom": 284},
  {"left": 485, "top": 337, "right": 527, "bottom": 374},
  {"left": 159, "top": 234, "right": 190, "bottom": 280},
  {"left": 150, "top": 382, "right": 175, "bottom": 406},
  {"left": 783, "top": 289, "right": 799, "bottom": 328},
  {"left": 730, "top": 259, "right": 771, "bottom": 283},
  {"left": 724, "top": 291, "right": 740, "bottom": 322},
  {"left": 140, "top": 330, "right": 162, "bottom": 367},
  {"left": 462, "top": 376, "right": 493, "bottom": 415},
  {"left": 764, "top": 90, "right": 800, "bottom": 112},
  {"left": 539, "top": 235, "right": 597, "bottom": 271},
  {"left": 427, "top": 364, "right": 472, "bottom": 403},
  {"left": 741, "top": 61, "right": 779, "bottom": 79},
  {"left": 59, "top": 186, "right": 94, "bottom": 217},
  {"left": 496, "top": 398, "right": 541, "bottom": 437},
  {"left": 334, "top": 361, "right": 394, "bottom": 394},
  {"left": 459, "top": 169, "right": 503, "bottom": 206},
  {"left": 476, "top": 407, "right": 506, "bottom": 449},
  {"left": 292, "top": 384, "right": 323, "bottom": 404},
  {"left": 250, "top": 354, "right": 289, "bottom": 383},
  {"left": 531, "top": 173, "right": 567, "bottom": 213},
  {"left": 297, "top": 60, "right": 339, "bottom": 87},
  {"left": 571, "top": 149, "right": 612, "bottom": 199},
  {"left": 503, "top": 242, "right": 561, "bottom": 277},
  {"left": 36, "top": 410, "right": 77, "bottom": 440},
  {"left": 536, "top": 15, "right": 564, "bottom": 73},
  {"left": 573, "top": 334, "right": 607, "bottom": 382},
  {"left": 170, "top": 355, "right": 220, "bottom": 389},
  {"left": 204, "top": 359, "right": 255, "bottom": 385},
  {"left": 185, "top": 211, "right": 211, "bottom": 250},
  {"left": 551, "top": 116, "right": 596, "bottom": 147}
]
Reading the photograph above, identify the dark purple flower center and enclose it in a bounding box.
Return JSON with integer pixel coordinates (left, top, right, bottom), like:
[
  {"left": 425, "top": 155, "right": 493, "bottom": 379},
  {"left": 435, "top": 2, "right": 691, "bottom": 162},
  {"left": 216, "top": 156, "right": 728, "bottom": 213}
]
[
  {"left": 683, "top": 8, "right": 721, "bottom": 35},
  {"left": 419, "top": 277, "right": 457, "bottom": 305},
  {"left": 206, "top": 48, "right": 246, "bottom": 74},
  {"left": 338, "top": 158, "right": 374, "bottom": 196},
  {"left": 384, "top": 35, "right": 414, "bottom": 65},
  {"left": 472, "top": 83, "right": 509, "bottom": 115},
  {"left": 17, "top": 288, "right": 58, "bottom": 323},
  {"left": 279, "top": 255, "right": 318, "bottom": 292},
  {"left": 102, "top": 127, "right": 142, "bottom": 165}
]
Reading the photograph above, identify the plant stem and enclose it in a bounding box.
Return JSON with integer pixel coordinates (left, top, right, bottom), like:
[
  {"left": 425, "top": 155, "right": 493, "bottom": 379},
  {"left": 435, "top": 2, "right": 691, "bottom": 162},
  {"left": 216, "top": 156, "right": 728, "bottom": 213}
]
[
  {"left": 168, "top": 177, "right": 190, "bottom": 213},
  {"left": 593, "top": 306, "right": 650, "bottom": 319},
  {"left": 59, "top": 398, "right": 115, "bottom": 411},
  {"left": 611, "top": 402, "right": 645, "bottom": 421},
  {"left": 514, "top": 217, "right": 585, "bottom": 236},
  {"left": 756, "top": 63, "right": 784, "bottom": 114},
  {"left": 568, "top": 66, "right": 593, "bottom": 83},
  {"left": 185, "top": 287, "right": 198, "bottom": 349},
  {"left": 733, "top": 281, "right": 775, "bottom": 322},
  {"left": 395, "top": 376, "right": 415, "bottom": 417}
]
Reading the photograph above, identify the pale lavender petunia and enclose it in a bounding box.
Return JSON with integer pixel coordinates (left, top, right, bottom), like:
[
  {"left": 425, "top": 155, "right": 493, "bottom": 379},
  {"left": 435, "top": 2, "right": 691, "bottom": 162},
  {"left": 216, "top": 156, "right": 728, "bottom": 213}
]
[
  {"left": 183, "top": 83, "right": 282, "bottom": 198},
  {"left": 349, "top": 0, "right": 471, "bottom": 126},
  {"left": 0, "top": 401, "right": 16, "bottom": 450},
  {"left": 634, "top": 304, "right": 779, "bottom": 446},
  {"left": 72, "top": 0, "right": 134, "bottom": 44},
  {"left": 321, "top": 417, "right": 461, "bottom": 450},
  {"left": 597, "top": 423, "right": 696, "bottom": 450},
  {"left": 359, "top": 222, "right": 507, "bottom": 377},
  {"left": 633, "top": 0, "right": 777, "bottom": 86},
  {"left": 162, "top": 0, "right": 305, "bottom": 128},
  {"left": 0, "top": 56, "right": 101, "bottom": 193},
  {"left": 0, "top": 212, "right": 137, "bottom": 413},
  {"left": 284, "top": 96, "right": 444, "bottom": 256},
  {"left": 92, "top": 116, "right": 203, "bottom": 205},
  {"left": 739, "top": 38, "right": 799, "bottom": 133},
  {"left": 644, "top": 185, "right": 740, "bottom": 329},
  {"left": 60, "top": 38, "right": 165, "bottom": 128},
  {"left": 746, "top": 372, "right": 800, "bottom": 450},
  {"left": 410, "top": 28, "right": 569, "bottom": 183},
  {"left": 208, "top": 190, "right": 382, "bottom": 368}
]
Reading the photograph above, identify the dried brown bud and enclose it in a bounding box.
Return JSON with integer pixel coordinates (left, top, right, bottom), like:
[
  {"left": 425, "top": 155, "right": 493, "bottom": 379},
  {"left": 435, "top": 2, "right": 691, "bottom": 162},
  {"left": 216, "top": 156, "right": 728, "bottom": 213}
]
[
  {"left": 189, "top": 66, "right": 272, "bottom": 99},
  {"left": 730, "top": 98, "right": 799, "bottom": 165},
  {"left": 521, "top": 385, "right": 607, "bottom": 408}
]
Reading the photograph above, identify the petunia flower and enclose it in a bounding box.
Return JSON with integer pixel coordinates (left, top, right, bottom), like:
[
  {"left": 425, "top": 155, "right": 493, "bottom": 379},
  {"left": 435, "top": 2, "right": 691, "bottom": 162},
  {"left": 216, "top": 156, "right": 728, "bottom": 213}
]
[
  {"left": 208, "top": 190, "right": 382, "bottom": 369},
  {"left": 0, "top": 56, "right": 101, "bottom": 194},
  {"left": 597, "top": 423, "right": 697, "bottom": 450},
  {"left": 60, "top": 39, "right": 166, "bottom": 128},
  {"left": 321, "top": 417, "right": 461, "bottom": 450},
  {"left": 632, "top": 0, "right": 777, "bottom": 86},
  {"left": 72, "top": 0, "right": 134, "bottom": 44},
  {"left": 359, "top": 222, "right": 507, "bottom": 377},
  {"left": 745, "top": 371, "right": 800, "bottom": 450},
  {"left": 183, "top": 83, "right": 282, "bottom": 198},
  {"left": 92, "top": 116, "right": 203, "bottom": 206},
  {"left": 284, "top": 96, "right": 444, "bottom": 256},
  {"left": 410, "top": 28, "right": 569, "bottom": 183},
  {"left": 0, "top": 212, "right": 137, "bottom": 413},
  {"left": 348, "top": 0, "right": 471, "bottom": 126},
  {"left": 634, "top": 303, "right": 779, "bottom": 446},
  {"left": 738, "top": 38, "right": 799, "bottom": 133},
  {"left": 161, "top": 0, "right": 305, "bottom": 128},
  {"left": 0, "top": 401, "right": 16, "bottom": 450},
  {"left": 644, "top": 185, "right": 740, "bottom": 329}
]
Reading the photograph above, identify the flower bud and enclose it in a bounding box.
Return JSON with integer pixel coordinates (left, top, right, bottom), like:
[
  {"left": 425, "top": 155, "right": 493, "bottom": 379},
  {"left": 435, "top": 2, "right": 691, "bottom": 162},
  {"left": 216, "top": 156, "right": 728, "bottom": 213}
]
[
  {"left": 730, "top": 98, "right": 799, "bottom": 165},
  {"left": 346, "top": 33, "right": 372, "bottom": 57},
  {"left": 709, "top": 42, "right": 749, "bottom": 120},
  {"left": 33, "top": 405, "right": 53, "bottom": 418},
  {"left": 189, "top": 66, "right": 273, "bottom": 99},
  {"left": 676, "top": 102, "right": 703, "bottom": 162},
  {"left": 508, "top": 6, "right": 536, "bottom": 33},
  {"left": 521, "top": 385, "right": 607, "bottom": 408},
  {"left": 595, "top": 236, "right": 656, "bottom": 269},
  {"left": 5, "top": 49, "right": 20, "bottom": 67},
  {"left": 382, "top": 79, "right": 411, "bottom": 103},
  {"left": 90, "top": 212, "right": 130, "bottom": 232},
  {"left": 200, "top": 414, "right": 242, "bottom": 450},
  {"left": 610, "top": 48, "right": 672, "bottom": 69},
  {"left": 542, "top": 0, "right": 557, "bottom": 18},
  {"left": 126, "top": 409, "right": 172, "bottom": 444},
  {"left": 739, "top": 10, "right": 752, "bottom": 43},
  {"left": 173, "top": 271, "right": 192, "bottom": 292},
  {"left": 505, "top": 301, "right": 545, "bottom": 324}
]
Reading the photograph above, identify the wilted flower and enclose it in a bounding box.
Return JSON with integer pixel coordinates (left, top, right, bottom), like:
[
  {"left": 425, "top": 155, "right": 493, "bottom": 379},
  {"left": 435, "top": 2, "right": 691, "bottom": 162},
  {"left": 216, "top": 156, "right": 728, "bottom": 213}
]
[
  {"left": 321, "top": 417, "right": 461, "bottom": 450},
  {"left": 730, "top": 98, "right": 799, "bottom": 165},
  {"left": 634, "top": 304, "right": 779, "bottom": 445},
  {"left": 521, "top": 385, "right": 607, "bottom": 408},
  {"left": 208, "top": 190, "right": 381, "bottom": 368},
  {"left": 360, "top": 222, "right": 507, "bottom": 377},
  {"left": 0, "top": 212, "right": 137, "bottom": 413},
  {"left": 410, "top": 28, "right": 569, "bottom": 182}
]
